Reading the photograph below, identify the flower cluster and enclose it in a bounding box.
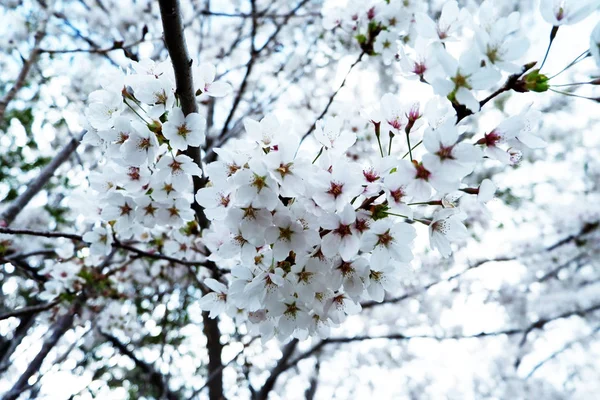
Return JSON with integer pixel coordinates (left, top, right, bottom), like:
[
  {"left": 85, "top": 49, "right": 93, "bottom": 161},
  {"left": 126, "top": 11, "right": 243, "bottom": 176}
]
[
  {"left": 72, "top": 0, "right": 597, "bottom": 342},
  {"left": 82, "top": 59, "right": 231, "bottom": 255}
]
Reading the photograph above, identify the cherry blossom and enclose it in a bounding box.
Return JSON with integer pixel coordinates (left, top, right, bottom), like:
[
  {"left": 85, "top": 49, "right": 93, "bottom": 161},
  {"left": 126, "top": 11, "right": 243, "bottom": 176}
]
[
  {"left": 540, "top": 0, "right": 600, "bottom": 26},
  {"left": 162, "top": 107, "right": 206, "bottom": 150}
]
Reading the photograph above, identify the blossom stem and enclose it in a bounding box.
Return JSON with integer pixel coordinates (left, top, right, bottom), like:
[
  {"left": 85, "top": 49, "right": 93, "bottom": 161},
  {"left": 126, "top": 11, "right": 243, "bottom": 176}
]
[
  {"left": 551, "top": 81, "right": 597, "bottom": 87},
  {"left": 312, "top": 146, "right": 324, "bottom": 164},
  {"left": 547, "top": 49, "right": 590, "bottom": 80},
  {"left": 375, "top": 131, "right": 384, "bottom": 158},
  {"left": 408, "top": 201, "right": 442, "bottom": 206},
  {"left": 388, "top": 132, "right": 394, "bottom": 156},
  {"left": 402, "top": 140, "right": 421, "bottom": 160},
  {"left": 384, "top": 212, "right": 408, "bottom": 219},
  {"left": 549, "top": 88, "right": 599, "bottom": 101},
  {"left": 405, "top": 132, "right": 413, "bottom": 161},
  {"left": 124, "top": 99, "right": 151, "bottom": 124},
  {"left": 539, "top": 26, "right": 559, "bottom": 71}
]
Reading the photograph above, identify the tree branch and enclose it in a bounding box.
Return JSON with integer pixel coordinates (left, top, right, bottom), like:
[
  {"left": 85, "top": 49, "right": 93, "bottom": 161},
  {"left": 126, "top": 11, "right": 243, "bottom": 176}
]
[
  {"left": 0, "top": 227, "right": 220, "bottom": 273},
  {"left": 158, "top": 0, "right": 210, "bottom": 229},
  {"left": 0, "top": 17, "right": 47, "bottom": 121},
  {"left": 300, "top": 51, "right": 365, "bottom": 143},
  {"left": 102, "top": 332, "right": 178, "bottom": 400},
  {"left": 254, "top": 339, "right": 299, "bottom": 400},
  {"left": 202, "top": 312, "right": 225, "bottom": 400},
  {"left": 0, "top": 300, "right": 60, "bottom": 322},
  {"left": 2, "top": 301, "right": 81, "bottom": 400},
  {"left": 0, "top": 130, "right": 85, "bottom": 227}
]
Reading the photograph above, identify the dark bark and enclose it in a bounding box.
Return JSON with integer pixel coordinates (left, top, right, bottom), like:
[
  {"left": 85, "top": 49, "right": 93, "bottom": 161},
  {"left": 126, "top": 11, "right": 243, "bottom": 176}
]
[{"left": 202, "top": 312, "right": 225, "bottom": 400}]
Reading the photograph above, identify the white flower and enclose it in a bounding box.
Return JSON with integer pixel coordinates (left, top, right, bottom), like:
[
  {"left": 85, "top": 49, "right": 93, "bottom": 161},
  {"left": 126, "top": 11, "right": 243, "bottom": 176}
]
[
  {"left": 415, "top": 1, "right": 469, "bottom": 42},
  {"left": 265, "top": 213, "right": 308, "bottom": 261},
  {"left": 331, "top": 257, "right": 368, "bottom": 299},
  {"left": 373, "top": 30, "right": 398, "bottom": 63},
  {"left": 540, "top": 0, "right": 600, "bottom": 26},
  {"left": 156, "top": 197, "right": 195, "bottom": 227},
  {"left": 243, "top": 113, "right": 281, "bottom": 148},
  {"left": 312, "top": 161, "right": 363, "bottom": 212},
  {"left": 162, "top": 107, "right": 206, "bottom": 150},
  {"left": 155, "top": 154, "right": 203, "bottom": 192},
  {"left": 395, "top": 159, "right": 460, "bottom": 201},
  {"left": 428, "top": 208, "right": 468, "bottom": 257},
  {"left": 82, "top": 226, "right": 113, "bottom": 256},
  {"left": 380, "top": 93, "right": 408, "bottom": 136},
  {"left": 361, "top": 219, "right": 416, "bottom": 266},
  {"left": 478, "top": 109, "right": 545, "bottom": 164},
  {"left": 85, "top": 90, "right": 124, "bottom": 130},
  {"left": 322, "top": 292, "right": 361, "bottom": 324},
  {"left": 39, "top": 280, "right": 65, "bottom": 301},
  {"left": 194, "top": 62, "right": 232, "bottom": 97},
  {"left": 234, "top": 159, "right": 280, "bottom": 211},
  {"left": 149, "top": 175, "right": 180, "bottom": 203},
  {"left": 198, "top": 279, "right": 229, "bottom": 318},
  {"left": 101, "top": 193, "right": 136, "bottom": 229},
  {"left": 432, "top": 47, "right": 501, "bottom": 112},
  {"left": 422, "top": 121, "right": 481, "bottom": 178},
  {"left": 163, "top": 230, "right": 196, "bottom": 259},
  {"left": 121, "top": 121, "right": 159, "bottom": 165},
  {"left": 130, "top": 75, "right": 175, "bottom": 118},
  {"left": 365, "top": 262, "right": 406, "bottom": 302},
  {"left": 119, "top": 166, "right": 151, "bottom": 193},
  {"left": 320, "top": 204, "right": 360, "bottom": 261},
  {"left": 263, "top": 135, "right": 307, "bottom": 197},
  {"left": 135, "top": 196, "right": 166, "bottom": 228},
  {"left": 195, "top": 185, "right": 234, "bottom": 221},
  {"left": 383, "top": 171, "right": 413, "bottom": 219},
  {"left": 398, "top": 40, "right": 444, "bottom": 82},
  {"left": 474, "top": 16, "right": 529, "bottom": 73},
  {"left": 314, "top": 116, "right": 356, "bottom": 155}
]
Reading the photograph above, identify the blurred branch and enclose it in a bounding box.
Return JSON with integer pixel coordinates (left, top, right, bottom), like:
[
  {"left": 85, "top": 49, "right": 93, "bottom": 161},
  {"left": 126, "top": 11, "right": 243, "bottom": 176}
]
[
  {"left": 0, "top": 300, "right": 60, "bottom": 322},
  {"left": 201, "top": 312, "right": 225, "bottom": 400},
  {"left": 2, "top": 300, "right": 83, "bottom": 400},
  {"left": 198, "top": 10, "right": 319, "bottom": 18},
  {"left": 189, "top": 336, "right": 258, "bottom": 399},
  {"left": 0, "top": 130, "right": 85, "bottom": 227},
  {"left": 254, "top": 339, "right": 299, "bottom": 400},
  {"left": 0, "top": 17, "right": 47, "bottom": 121},
  {"left": 39, "top": 37, "right": 156, "bottom": 56},
  {"left": 300, "top": 51, "right": 365, "bottom": 143},
  {"left": 103, "top": 332, "right": 178, "bottom": 400},
  {"left": 205, "top": 0, "right": 312, "bottom": 163},
  {"left": 525, "top": 325, "right": 600, "bottom": 379},
  {"left": 0, "top": 227, "right": 221, "bottom": 273},
  {"left": 283, "top": 303, "right": 600, "bottom": 378},
  {"left": 304, "top": 358, "right": 320, "bottom": 400}
]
